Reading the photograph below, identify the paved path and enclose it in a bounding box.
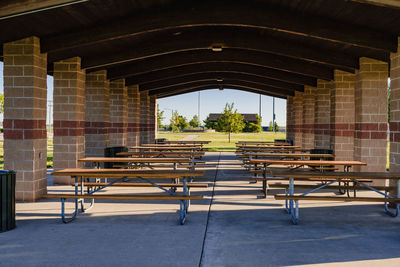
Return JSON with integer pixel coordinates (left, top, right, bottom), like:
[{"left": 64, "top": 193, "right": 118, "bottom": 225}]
[
  {"left": 2, "top": 153, "right": 400, "bottom": 266},
  {"left": 179, "top": 134, "right": 200, "bottom": 141}
]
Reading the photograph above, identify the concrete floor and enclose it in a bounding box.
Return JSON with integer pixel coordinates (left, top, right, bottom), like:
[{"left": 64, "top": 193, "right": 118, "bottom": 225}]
[{"left": 1, "top": 152, "right": 400, "bottom": 267}]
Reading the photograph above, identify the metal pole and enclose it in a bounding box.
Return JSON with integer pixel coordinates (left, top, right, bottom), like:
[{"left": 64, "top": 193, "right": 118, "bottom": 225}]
[
  {"left": 259, "top": 94, "right": 262, "bottom": 119},
  {"left": 273, "top": 97, "right": 276, "bottom": 133},
  {"left": 198, "top": 91, "right": 201, "bottom": 123}
]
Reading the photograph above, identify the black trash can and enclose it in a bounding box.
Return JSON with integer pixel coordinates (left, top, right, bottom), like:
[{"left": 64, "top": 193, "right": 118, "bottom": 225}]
[
  {"left": 310, "top": 148, "right": 334, "bottom": 160},
  {"left": 104, "top": 146, "right": 128, "bottom": 168},
  {"left": 0, "top": 170, "right": 16, "bottom": 232},
  {"left": 156, "top": 138, "right": 167, "bottom": 144}
]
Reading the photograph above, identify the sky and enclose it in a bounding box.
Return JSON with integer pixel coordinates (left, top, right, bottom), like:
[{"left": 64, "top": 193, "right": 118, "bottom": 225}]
[{"left": 0, "top": 62, "right": 287, "bottom": 126}]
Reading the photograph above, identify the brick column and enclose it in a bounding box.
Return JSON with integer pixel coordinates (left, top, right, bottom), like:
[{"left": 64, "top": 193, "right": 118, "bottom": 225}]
[
  {"left": 53, "top": 57, "right": 85, "bottom": 184},
  {"left": 148, "top": 95, "right": 157, "bottom": 144},
  {"left": 314, "top": 79, "right": 331, "bottom": 149},
  {"left": 286, "top": 96, "right": 294, "bottom": 142},
  {"left": 302, "top": 86, "right": 315, "bottom": 149},
  {"left": 354, "top": 58, "right": 388, "bottom": 175},
  {"left": 127, "top": 85, "right": 140, "bottom": 147},
  {"left": 330, "top": 70, "right": 355, "bottom": 161},
  {"left": 390, "top": 37, "right": 400, "bottom": 196},
  {"left": 85, "top": 70, "right": 110, "bottom": 156},
  {"left": 3, "top": 37, "right": 47, "bottom": 201},
  {"left": 293, "top": 91, "right": 303, "bottom": 147},
  {"left": 140, "top": 91, "right": 150, "bottom": 144},
  {"left": 109, "top": 79, "right": 127, "bottom": 147}
]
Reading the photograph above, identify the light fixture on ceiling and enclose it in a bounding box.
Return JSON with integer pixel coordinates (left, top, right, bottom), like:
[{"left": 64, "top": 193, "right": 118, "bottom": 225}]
[
  {"left": 216, "top": 78, "right": 223, "bottom": 82},
  {"left": 211, "top": 45, "right": 223, "bottom": 52},
  {"left": 219, "top": 85, "right": 224, "bottom": 91}
]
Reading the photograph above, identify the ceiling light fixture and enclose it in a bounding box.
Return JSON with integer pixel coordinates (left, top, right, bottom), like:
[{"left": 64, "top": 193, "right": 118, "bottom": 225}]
[
  {"left": 216, "top": 78, "right": 223, "bottom": 82},
  {"left": 212, "top": 45, "right": 223, "bottom": 52},
  {"left": 219, "top": 85, "right": 224, "bottom": 91}
]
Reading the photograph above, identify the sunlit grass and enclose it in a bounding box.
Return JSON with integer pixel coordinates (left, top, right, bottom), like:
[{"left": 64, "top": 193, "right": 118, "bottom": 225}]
[{"left": 157, "top": 131, "right": 286, "bottom": 151}]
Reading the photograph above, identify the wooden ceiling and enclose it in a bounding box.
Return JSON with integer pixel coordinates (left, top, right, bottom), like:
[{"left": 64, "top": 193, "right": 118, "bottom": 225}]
[{"left": 1, "top": 0, "right": 399, "bottom": 98}]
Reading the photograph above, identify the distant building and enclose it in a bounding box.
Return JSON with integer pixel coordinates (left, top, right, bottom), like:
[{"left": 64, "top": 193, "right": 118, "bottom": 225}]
[{"left": 208, "top": 113, "right": 258, "bottom": 123}]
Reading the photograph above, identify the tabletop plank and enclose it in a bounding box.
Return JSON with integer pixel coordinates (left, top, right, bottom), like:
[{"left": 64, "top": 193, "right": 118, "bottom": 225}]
[
  {"left": 51, "top": 168, "right": 205, "bottom": 178},
  {"left": 249, "top": 159, "right": 366, "bottom": 166},
  {"left": 78, "top": 157, "right": 191, "bottom": 163},
  {"left": 270, "top": 170, "right": 399, "bottom": 180}
]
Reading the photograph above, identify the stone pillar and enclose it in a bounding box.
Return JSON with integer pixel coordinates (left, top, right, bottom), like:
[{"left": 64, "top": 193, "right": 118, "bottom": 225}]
[
  {"left": 3, "top": 37, "right": 47, "bottom": 201},
  {"left": 302, "top": 86, "right": 315, "bottom": 149},
  {"left": 140, "top": 91, "right": 150, "bottom": 144},
  {"left": 148, "top": 95, "right": 157, "bottom": 144},
  {"left": 109, "top": 79, "right": 127, "bottom": 147},
  {"left": 293, "top": 91, "right": 303, "bottom": 147},
  {"left": 85, "top": 70, "right": 110, "bottom": 156},
  {"left": 390, "top": 38, "right": 400, "bottom": 195},
  {"left": 314, "top": 80, "right": 331, "bottom": 149},
  {"left": 330, "top": 70, "right": 355, "bottom": 161},
  {"left": 354, "top": 58, "right": 388, "bottom": 175},
  {"left": 286, "top": 96, "right": 294, "bottom": 142},
  {"left": 127, "top": 85, "right": 140, "bottom": 147},
  {"left": 53, "top": 57, "right": 85, "bottom": 184}
]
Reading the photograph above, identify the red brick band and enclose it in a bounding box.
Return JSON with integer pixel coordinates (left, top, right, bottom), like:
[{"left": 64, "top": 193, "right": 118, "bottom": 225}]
[
  {"left": 54, "top": 120, "right": 85, "bottom": 136},
  {"left": 330, "top": 123, "right": 355, "bottom": 137},
  {"left": 3, "top": 119, "right": 47, "bottom": 139},
  {"left": 314, "top": 124, "right": 330, "bottom": 135},
  {"left": 355, "top": 123, "right": 387, "bottom": 139},
  {"left": 127, "top": 123, "right": 140, "bottom": 133},
  {"left": 109, "top": 123, "right": 127, "bottom": 134},
  {"left": 302, "top": 123, "right": 314, "bottom": 134},
  {"left": 389, "top": 122, "right": 400, "bottom": 142},
  {"left": 85, "top": 122, "right": 110, "bottom": 134}
]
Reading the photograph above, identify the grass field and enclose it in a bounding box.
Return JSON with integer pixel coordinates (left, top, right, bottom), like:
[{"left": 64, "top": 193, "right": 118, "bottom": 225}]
[{"left": 157, "top": 131, "right": 286, "bottom": 151}]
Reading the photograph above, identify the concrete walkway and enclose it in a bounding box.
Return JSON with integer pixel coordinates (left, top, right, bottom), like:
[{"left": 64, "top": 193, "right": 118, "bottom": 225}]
[
  {"left": 1, "top": 153, "right": 400, "bottom": 266},
  {"left": 179, "top": 134, "right": 200, "bottom": 141}
]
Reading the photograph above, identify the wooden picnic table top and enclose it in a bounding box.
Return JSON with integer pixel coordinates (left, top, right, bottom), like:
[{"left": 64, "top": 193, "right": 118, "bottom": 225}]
[
  {"left": 237, "top": 148, "right": 310, "bottom": 152},
  {"left": 240, "top": 153, "right": 335, "bottom": 158},
  {"left": 130, "top": 146, "right": 201, "bottom": 150},
  {"left": 270, "top": 170, "right": 400, "bottom": 180},
  {"left": 78, "top": 157, "right": 191, "bottom": 163},
  {"left": 249, "top": 159, "right": 366, "bottom": 166},
  {"left": 116, "top": 151, "right": 204, "bottom": 157},
  {"left": 52, "top": 168, "right": 205, "bottom": 178},
  {"left": 164, "top": 141, "right": 211, "bottom": 144},
  {"left": 237, "top": 145, "right": 300, "bottom": 149},
  {"left": 141, "top": 144, "right": 203, "bottom": 147}
]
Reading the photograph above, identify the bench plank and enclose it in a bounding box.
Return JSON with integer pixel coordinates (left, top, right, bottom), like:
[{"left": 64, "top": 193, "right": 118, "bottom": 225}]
[
  {"left": 274, "top": 194, "right": 400, "bottom": 203},
  {"left": 75, "top": 182, "right": 208, "bottom": 188},
  {"left": 42, "top": 194, "right": 203, "bottom": 200}
]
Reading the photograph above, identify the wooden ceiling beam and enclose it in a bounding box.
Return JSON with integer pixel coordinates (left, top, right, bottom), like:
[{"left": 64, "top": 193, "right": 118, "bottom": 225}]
[
  {"left": 47, "top": 30, "right": 360, "bottom": 72},
  {"left": 132, "top": 72, "right": 303, "bottom": 92},
  {"left": 124, "top": 63, "right": 317, "bottom": 87},
  {"left": 155, "top": 84, "right": 287, "bottom": 99},
  {"left": 105, "top": 50, "right": 334, "bottom": 81},
  {"left": 147, "top": 79, "right": 294, "bottom": 97},
  {"left": 41, "top": 2, "right": 396, "bottom": 54}
]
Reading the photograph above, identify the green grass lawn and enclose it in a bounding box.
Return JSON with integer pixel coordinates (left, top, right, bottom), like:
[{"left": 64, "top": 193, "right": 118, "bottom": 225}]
[{"left": 157, "top": 131, "right": 287, "bottom": 151}]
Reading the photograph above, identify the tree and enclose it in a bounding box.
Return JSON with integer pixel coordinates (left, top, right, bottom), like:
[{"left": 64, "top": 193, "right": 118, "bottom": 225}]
[
  {"left": 178, "top": 116, "right": 189, "bottom": 130},
  {"left": 268, "top": 121, "right": 279, "bottom": 131},
  {"left": 243, "top": 114, "right": 262, "bottom": 133},
  {"left": 156, "top": 104, "right": 165, "bottom": 129},
  {"left": 189, "top": 115, "right": 201, "bottom": 128},
  {"left": 217, "top": 103, "right": 245, "bottom": 143},
  {"left": 0, "top": 93, "right": 4, "bottom": 113},
  {"left": 203, "top": 115, "right": 217, "bottom": 129},
  {"left": 170, "top": 111, "right": 180, "bottom": 132}
]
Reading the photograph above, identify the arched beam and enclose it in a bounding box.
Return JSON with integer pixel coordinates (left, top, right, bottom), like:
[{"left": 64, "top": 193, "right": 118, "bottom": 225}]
[
  {"left": 135, "top": 72, "right": 304, "bottom": 92},
  {"left": 125, "top": 62, "right": 317, "bottom": 87},
  {"left": 148, "top": 79, "right": 293, "bottom": 97},
  {"left": 41, "top": 2, "right": 396, "bottom": 54},
  {"left": 52, "top": 29, "right": 358, "bottom": 72},
  {"left": 156, "top": 84, "right": 287, "bottom": 99},
  {"left": 105, "top": 49, "right": 334, "bottom": 81}
]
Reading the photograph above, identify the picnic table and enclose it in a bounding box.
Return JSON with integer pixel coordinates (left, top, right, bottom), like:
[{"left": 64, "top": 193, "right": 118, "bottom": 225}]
[
  {"left": 43, "top": 169, "right": 206, "bottom": 224},
  {"left": 78, "top": 157, "right": 193, "bottom": 170},
  {"left": 236, "top": 148, "right": 310, "bottom": 154},
  {"left": 131, "top": 146, "right": 202, "bottom": 152},
  {"left": 249, "top": 159, "right": 366, "bottom": 197},
  {"left": 269, "top": 170, "right": 400, "bottom": 224},
  {"left": 239, "top": 153, "right": 335, "bottom": 160},
  {"left": 163, "top": 140, "right": 211, "bottom": 145},
  {"left": 116, "top": 151, "right": 205, "bottom": 161}
]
